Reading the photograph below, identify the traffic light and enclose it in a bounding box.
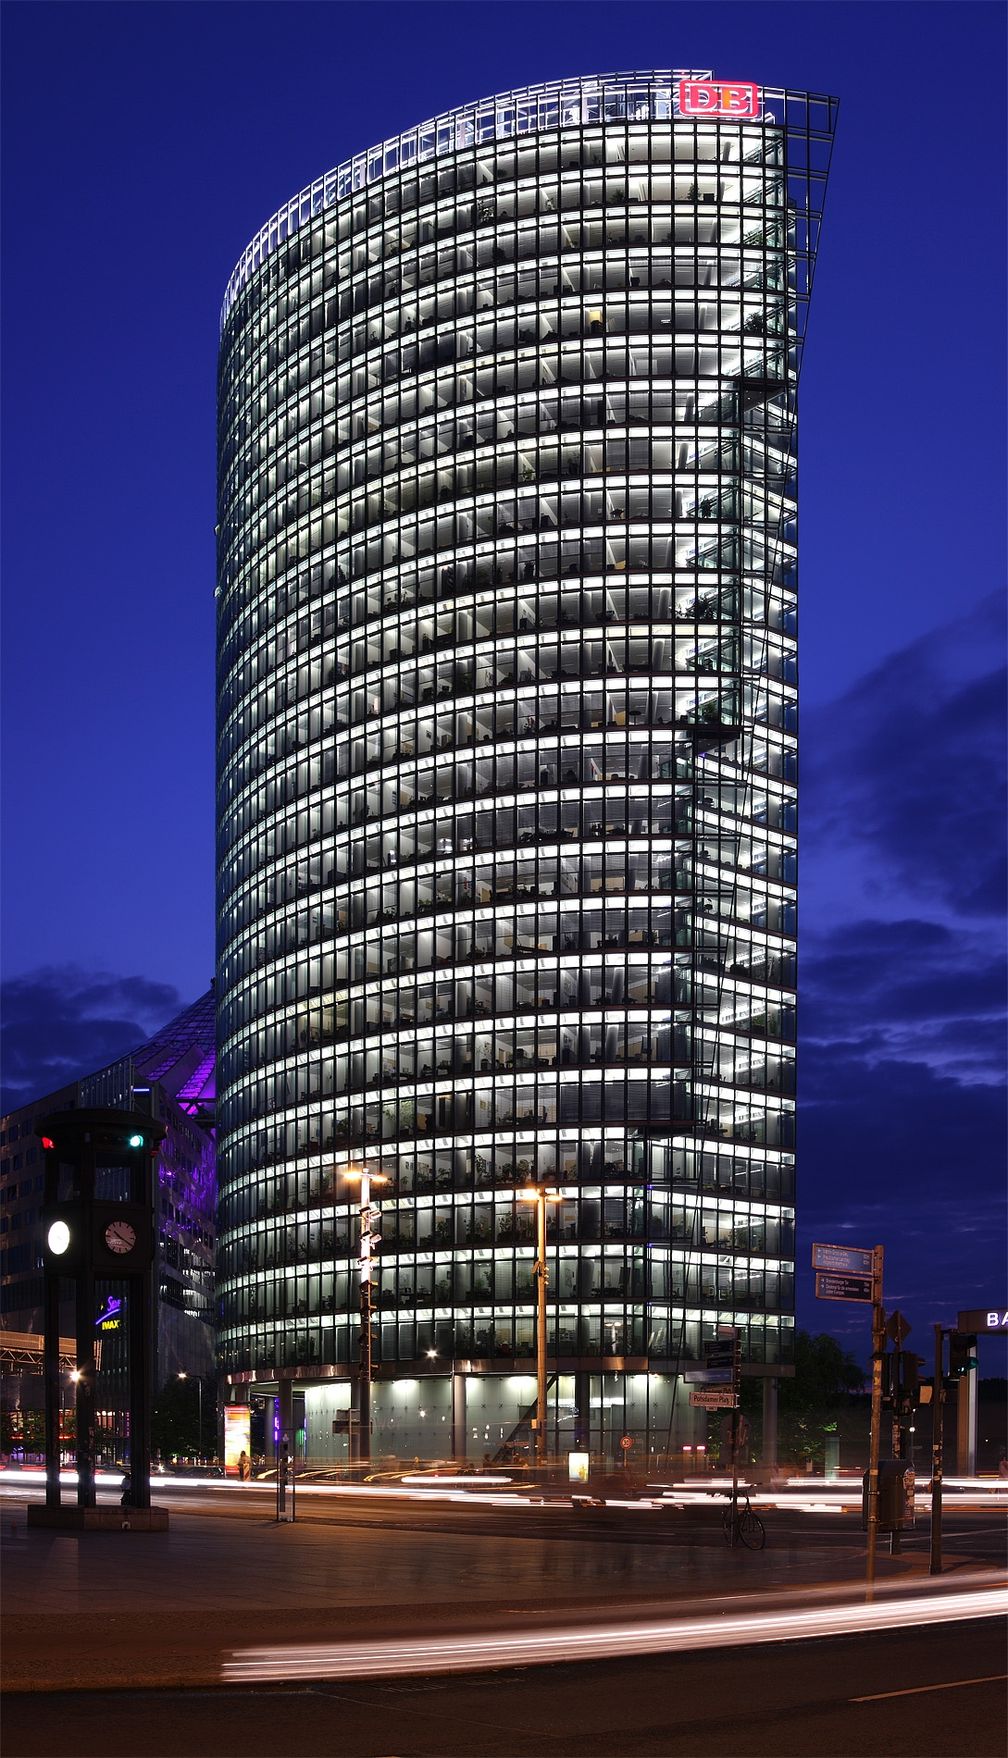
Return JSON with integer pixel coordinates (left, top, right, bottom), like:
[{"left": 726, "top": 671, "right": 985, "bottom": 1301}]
[
  {"left": 902, "top": 1353, "right": 924, "bottom": 1403},
  {"left": 948, "top": 1332, "right": 978, "bottom": 1377},
  {"left": 882, "top": 1351, "right": 926, "bottom": 1408}
]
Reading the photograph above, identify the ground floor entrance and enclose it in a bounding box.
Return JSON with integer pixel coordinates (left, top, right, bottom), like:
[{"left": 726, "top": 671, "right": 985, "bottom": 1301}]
[{"left": 240, "top": 1370, "right": 731, "bottom": 1471}]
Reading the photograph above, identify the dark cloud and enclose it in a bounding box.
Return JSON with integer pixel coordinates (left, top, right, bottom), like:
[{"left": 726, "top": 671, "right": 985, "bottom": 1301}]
[
  {"left": 797, "top": 1041, "right": 1006, "bottom": 1351},
  {"left": 804, "top": 592, "right": 1007, "bottom": 919},
  {"left": 797, "top": 1190, "right": 1008, "bottom": 1368},
  {"left": 801, "top": 916, "right": 1006, "bottom": 1081},
  {"left": 800, "top": 1047, "right": 1005, "bottom": 1209},
  {"left": 0, "top": 967, "right": 180, "bottom": 1113},
  {"left": 797, "top": 599, "right": 1006, "bottom": 1354}
]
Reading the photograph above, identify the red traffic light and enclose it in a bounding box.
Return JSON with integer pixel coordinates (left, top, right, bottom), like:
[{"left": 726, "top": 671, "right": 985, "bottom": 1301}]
[{"left": 40, "top": 1136, "right": 55, "bottom": 1151}]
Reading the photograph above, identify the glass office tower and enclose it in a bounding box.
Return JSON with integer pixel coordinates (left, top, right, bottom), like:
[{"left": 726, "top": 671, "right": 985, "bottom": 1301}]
[{"left": 216, "top": 72, "right": 836, "bottom": 1463}]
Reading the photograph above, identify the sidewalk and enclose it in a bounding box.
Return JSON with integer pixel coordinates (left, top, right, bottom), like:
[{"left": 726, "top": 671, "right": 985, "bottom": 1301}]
[{"left": 0, "top": 1498, "right": 957, "bottom": 1695}]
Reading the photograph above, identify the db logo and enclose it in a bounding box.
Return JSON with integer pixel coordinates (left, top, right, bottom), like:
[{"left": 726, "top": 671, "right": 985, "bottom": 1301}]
[{"left": 678, "top": 80, "right": 761, "bottom": 121}]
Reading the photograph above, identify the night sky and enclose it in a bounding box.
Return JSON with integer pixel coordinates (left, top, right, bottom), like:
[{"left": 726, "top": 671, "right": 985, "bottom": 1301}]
[{"left": 2, "top": 2, "right": 1004, "bottom": 1367}]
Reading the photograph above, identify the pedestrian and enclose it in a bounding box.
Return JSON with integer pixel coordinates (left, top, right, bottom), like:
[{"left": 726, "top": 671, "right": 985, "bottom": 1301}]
[
  {"left": 120, "top": 1470, "right": 132, "bottom": 1508},
  {"left": 238, "top": 1450, "right": 251, "bottom": 1481}
]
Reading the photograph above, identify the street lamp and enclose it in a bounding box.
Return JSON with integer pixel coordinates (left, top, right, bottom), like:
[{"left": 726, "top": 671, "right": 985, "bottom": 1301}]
[
  {"left": 177, "top": 1372, "right": 203, "bottom": 1461},
  {"left": 519, "top": 1185, "right": 561, "bottom": 1468},
  {"left": 343, "top": 1164, "right": 389, "bottom": 1466},
  {"left": 60, "top": 1369, "right": 82, "bottom": 1466}
]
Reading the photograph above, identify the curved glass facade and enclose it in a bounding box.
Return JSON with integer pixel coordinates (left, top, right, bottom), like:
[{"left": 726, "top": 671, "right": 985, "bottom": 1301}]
[{"left": 216, "top": 72, "right": 836, "bottom": 1462}]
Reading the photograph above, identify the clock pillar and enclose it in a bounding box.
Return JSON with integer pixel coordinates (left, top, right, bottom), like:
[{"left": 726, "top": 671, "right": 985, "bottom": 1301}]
[
  {"left": 35, "top": 1108, "right": 167, "bottom": 1529},
  {"left": 74, "top": 1256, "right": 98, "bottom": 1508},
  {"left": 128, "top": 1222, "right": 153, "bottom": 1510}
]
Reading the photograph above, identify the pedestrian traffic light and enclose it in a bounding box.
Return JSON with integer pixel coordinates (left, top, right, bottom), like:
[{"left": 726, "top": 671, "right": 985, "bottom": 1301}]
[
  {"left": 948, "top": 1332, "right": 978, "bottom": 1376},
  {"left": 882, "top": 1352, "right": 897, "bottom": 1406}
]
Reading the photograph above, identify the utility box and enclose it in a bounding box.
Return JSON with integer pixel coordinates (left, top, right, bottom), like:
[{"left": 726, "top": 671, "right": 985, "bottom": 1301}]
[{"left": 863, "top": 1461, "right": 916, "bottom": 1531}]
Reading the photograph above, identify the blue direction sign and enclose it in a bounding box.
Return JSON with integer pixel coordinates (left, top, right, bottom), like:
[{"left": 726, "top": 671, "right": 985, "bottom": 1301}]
[
  {"left": 812, "top": 1242, "right": 874, "bottom": 1277},
  {"left": 816, "top": 1270, "right": 874, "bottom": 1304},
  {"left": 685, "top": 1336, "right": 738, "bottom": 1385}
]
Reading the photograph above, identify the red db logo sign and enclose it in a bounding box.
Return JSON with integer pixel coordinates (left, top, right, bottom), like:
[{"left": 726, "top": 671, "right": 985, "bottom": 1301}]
[{"left": 678, "top": 80, "right": 760, "bottom": 121}]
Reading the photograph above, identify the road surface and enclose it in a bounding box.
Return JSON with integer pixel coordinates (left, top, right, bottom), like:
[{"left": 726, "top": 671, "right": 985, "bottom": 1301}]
[{"left": 3, "top": 1617, "right": 1004, "bottom": 1757}]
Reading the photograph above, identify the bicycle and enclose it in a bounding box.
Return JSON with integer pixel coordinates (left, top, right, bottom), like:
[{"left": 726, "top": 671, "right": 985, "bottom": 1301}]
[{"left": 722, "top": 1492, "right": 766, "bottom": 1550}]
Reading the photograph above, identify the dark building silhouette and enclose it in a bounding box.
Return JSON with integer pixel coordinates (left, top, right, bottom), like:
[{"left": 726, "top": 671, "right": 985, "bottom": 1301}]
[{"left": 1, "top": 990, "right": 216, "bottom": 1448}]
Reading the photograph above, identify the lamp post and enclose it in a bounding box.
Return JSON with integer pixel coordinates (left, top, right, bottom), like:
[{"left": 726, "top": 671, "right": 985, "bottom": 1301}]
[
  {"left": 178, "top": 1372, "right": 203, "bottom": 1461},
  {"left": 343, "top": 1165, "right": 389, "bottom": 1466},
  {"left": 65, "top": 1369, "right": 82, "bottom": 1466},
  {"left": 520, "top": 1185, "right": 560, "bottom": 1468}
]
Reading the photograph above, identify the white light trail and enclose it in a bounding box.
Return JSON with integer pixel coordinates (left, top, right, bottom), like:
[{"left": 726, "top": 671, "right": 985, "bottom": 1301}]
[
  {"left": 399, "top": 1474, "right": 514, "bottom": 1487},
  {"left": 2, "top": 1468, "right": 1005, "bottom": 1515},
  {"left": 223, "top": 1586, "right": 1008, "bottom": 1683}
]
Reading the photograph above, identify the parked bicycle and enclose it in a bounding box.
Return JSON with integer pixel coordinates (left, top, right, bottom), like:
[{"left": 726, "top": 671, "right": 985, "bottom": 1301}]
[{"left": 722, "top": 1492, "right": 766, "bottom": 1550}]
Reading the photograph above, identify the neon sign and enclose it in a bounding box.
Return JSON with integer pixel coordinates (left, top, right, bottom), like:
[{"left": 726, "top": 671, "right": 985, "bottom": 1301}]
[
  {"left": 678, "top": 79, "right": 761, "bottom": 121},
  {"left": 96, "top": 1295, "right": 123, "bottom": 1332}
]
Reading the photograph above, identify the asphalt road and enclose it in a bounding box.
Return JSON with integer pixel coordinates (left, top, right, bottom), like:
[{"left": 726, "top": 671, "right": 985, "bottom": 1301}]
[{"left": 4, "top": 1618, "right": 1004, "bottom": 1757}]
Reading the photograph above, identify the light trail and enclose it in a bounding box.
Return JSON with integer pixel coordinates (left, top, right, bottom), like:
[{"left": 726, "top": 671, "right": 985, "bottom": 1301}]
[
  {"left": 0, "top": 1469, "right": 526, "bottom": 1511},
  {"left": 2, "top": 1467, "right": 1005, "bottom": 1516},
  {"left": 399, "top": 1473, "right": 514, "bottom": 1487},
  {"left": 222, "top": 1585, "right": 1008, "bottom": 1683}
]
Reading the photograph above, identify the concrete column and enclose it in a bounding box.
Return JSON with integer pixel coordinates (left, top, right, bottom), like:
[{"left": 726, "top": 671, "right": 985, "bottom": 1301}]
[
  {"left": 574, "top": 1371, "right": 591, "bottom": 1451},
  {"left": 956, "top": 1371, "right": 977, "bottom": 1475},
  {"left": 451, "top": 1371, "right": 467, "bottom": 1463},
  {"left": 762, "top": 1376, "right": 779, "bottom": 1471},
  {"left": 260, "top": 1388, "right": 278, "bottom": 1464}
]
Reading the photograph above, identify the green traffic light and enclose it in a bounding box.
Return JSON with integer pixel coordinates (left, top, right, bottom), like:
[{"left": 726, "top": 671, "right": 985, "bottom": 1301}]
[{"left": 127, "top": 1133, "right": 144, "bottom": 1149}]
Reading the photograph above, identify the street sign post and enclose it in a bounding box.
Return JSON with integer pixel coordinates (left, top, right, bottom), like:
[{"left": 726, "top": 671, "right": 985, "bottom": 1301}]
[
  {"left": 815, "top": 1271, "right": 874, "bottom": 1303},
  {"left": 885, "top": 1311, "right": 911, "bottom": 1346},
  {"left": 814, "top": 1242, "right": 885, "bottom": 1594},
  {"left": 685, "top": 1336, "right": 737, "bottom": 1385},
  {"left": 812, "top": 1243, "right": 875, "bottom": 1277},
  {"left": 689, "top": 1387, "right": 739, "bottom": 1411},
  {"left": 866, "top": 1247, "right": 885, "bottom": 1595},
  {"left": 931, "top": 1324, "right": 946, "bottom": 1576}
]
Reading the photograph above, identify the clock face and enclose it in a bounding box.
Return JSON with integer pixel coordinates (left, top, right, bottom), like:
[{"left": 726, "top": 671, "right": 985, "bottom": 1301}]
[{"left": 104, "top": 1219, "right": 137, "bottom": 1256}]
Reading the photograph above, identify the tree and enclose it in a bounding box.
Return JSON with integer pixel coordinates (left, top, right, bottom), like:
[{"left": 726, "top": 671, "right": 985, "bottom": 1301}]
[
  {"left": 151, "top": 1375, "right": 215, "bottom": 1462},
  {"left": 741, "top": 1330, "right": 864, "bottom": 1470}
]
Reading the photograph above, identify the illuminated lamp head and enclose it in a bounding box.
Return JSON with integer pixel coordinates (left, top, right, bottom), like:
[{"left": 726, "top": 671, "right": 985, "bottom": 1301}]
[{"left": 47, "top": 1219, "right": 71, "bottom": 1256}]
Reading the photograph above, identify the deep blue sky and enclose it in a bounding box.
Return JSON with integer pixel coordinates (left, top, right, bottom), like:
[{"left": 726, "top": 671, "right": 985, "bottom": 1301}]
[{"left": 2, "top": 2, "right": 1005, "bottom": 1365}]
